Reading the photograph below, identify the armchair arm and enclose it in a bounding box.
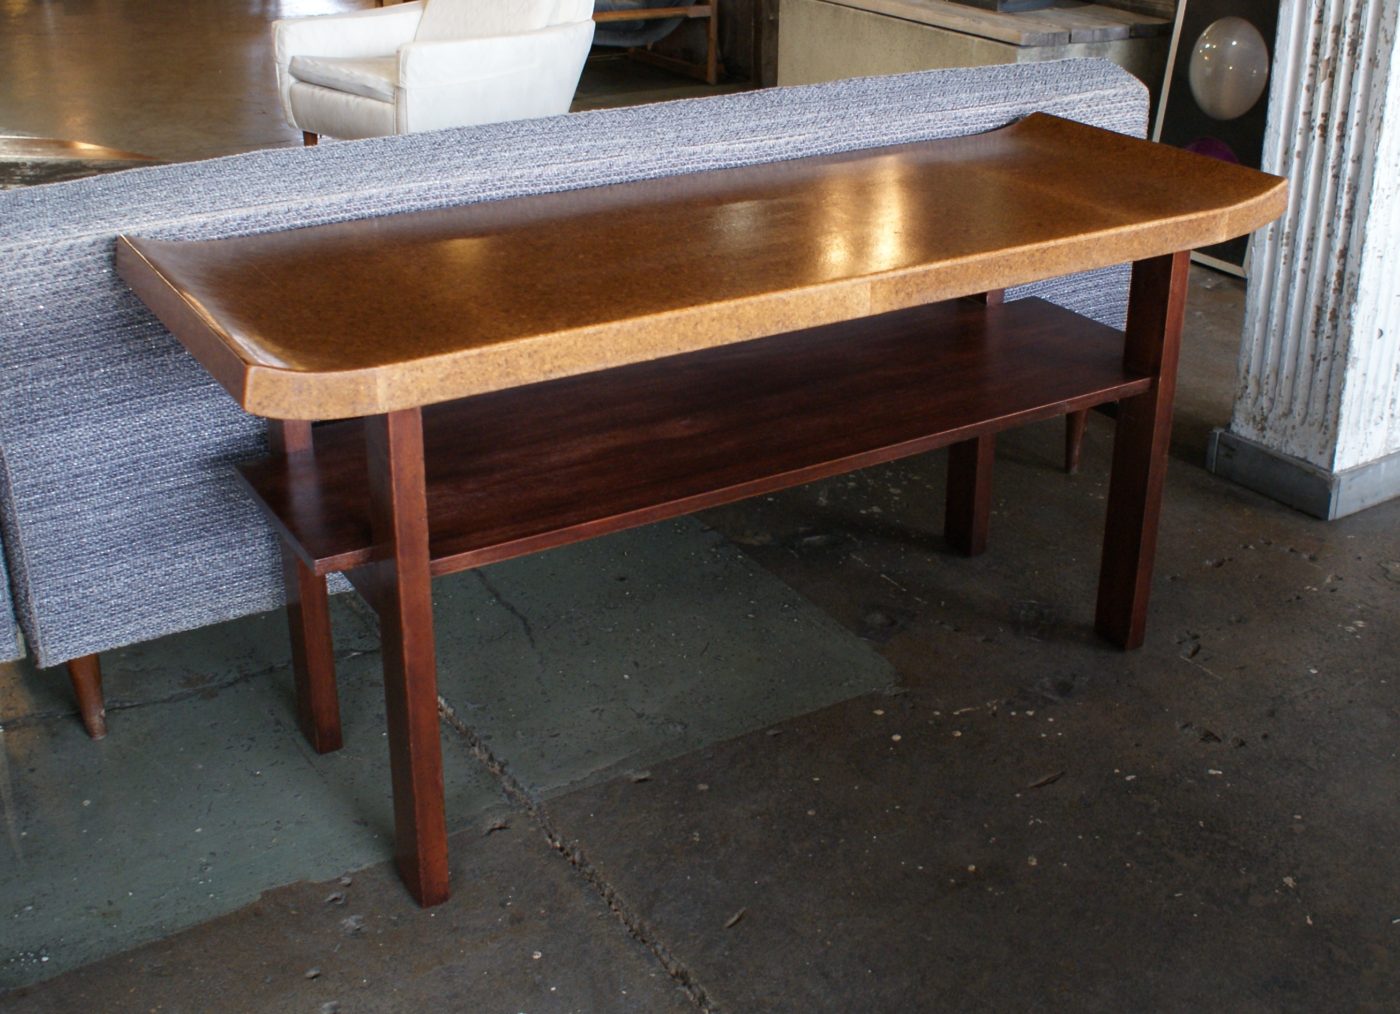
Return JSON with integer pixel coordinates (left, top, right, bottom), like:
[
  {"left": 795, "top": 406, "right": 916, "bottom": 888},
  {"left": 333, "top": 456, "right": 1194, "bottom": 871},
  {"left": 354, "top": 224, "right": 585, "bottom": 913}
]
[
  {"left": 272, "top": 2, "right": 425, "bottom": 126},
  {"left": 396, "top": 20, "right": 595, "bottom": 133}
]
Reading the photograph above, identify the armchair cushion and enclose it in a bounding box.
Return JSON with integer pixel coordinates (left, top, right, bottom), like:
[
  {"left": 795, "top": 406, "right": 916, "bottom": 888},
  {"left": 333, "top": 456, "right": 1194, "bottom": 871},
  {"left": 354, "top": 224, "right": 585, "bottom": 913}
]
[
  {"left": 290, "top": 55, "right": 397, "bottom": 103},
  {"left": 289, "top": 84, "right": 396, "bottom": 140}
]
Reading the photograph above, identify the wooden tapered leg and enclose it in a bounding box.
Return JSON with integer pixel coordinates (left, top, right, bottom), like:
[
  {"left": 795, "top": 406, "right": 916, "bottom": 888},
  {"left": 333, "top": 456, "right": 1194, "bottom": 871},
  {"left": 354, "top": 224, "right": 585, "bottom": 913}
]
[
  {"left": 945, "top": 433, "right": 995, "bottom": 556},
  {"left": 363, "top": 408, "right": 449, "bottom": 907},
  {"left": 302, "top": 131, "right": 318, "bottom": 147},
  {"left": 1095, "top": 251, "right": 1189, "bottom": 649},
  {"left": 1064, "top": 409, "right": 1089, "bottom": 474},
  {"left": 706, "top": 0, "right": 721, "bottom": 85},
  {"left": 268, "top": 420, "right": 343, "bottom": 753},
  {"left": 282, "top": 548, "right": 342, "bottom": 753},
  {"left": 66, "top": 654, "right": 106, "bottom": 740},
  {"left": 943, "top": 288, "right": 1004, "bottom": 557}
]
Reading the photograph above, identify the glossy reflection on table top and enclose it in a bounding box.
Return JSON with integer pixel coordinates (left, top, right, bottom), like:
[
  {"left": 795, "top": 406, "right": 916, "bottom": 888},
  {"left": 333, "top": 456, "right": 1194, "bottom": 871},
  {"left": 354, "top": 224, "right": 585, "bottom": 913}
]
[{"left": 116, "top": 113, "right": 1286, "bottom": 420}]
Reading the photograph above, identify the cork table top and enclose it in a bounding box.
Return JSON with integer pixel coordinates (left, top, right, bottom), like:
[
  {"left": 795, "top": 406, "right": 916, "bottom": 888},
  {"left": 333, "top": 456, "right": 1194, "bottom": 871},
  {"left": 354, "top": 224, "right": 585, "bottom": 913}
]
[{"left": 116, "top": 113, "right": 1285, "bottom": 420}]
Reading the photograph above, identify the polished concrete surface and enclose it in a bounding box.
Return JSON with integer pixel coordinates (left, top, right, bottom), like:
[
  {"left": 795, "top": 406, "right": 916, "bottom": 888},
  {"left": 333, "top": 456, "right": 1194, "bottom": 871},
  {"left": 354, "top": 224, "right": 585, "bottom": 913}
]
[
  {"left": 0, "top": 137, "right": 158, "bottom": 188},
  {"left": 1, "top": 522, "right": 891, "bottom": 990},
  {"left": 3, "top": 0, "right": 1400, "bottom": 1010},
  {"left": 0, "top": 0, "right": 736, "bottom": 163}
]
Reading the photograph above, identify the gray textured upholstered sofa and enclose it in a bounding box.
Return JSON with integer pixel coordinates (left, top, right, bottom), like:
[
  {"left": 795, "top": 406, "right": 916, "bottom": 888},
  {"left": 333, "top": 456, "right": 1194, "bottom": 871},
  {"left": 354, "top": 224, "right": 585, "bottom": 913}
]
[{"left": 0, "top": 59, "right": 1145, "bottom": 732}]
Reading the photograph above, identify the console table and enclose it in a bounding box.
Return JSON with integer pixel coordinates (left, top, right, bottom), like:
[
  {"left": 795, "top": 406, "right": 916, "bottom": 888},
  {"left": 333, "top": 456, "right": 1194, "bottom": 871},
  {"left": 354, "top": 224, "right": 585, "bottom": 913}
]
[{"left": 115, "top": 113, "right": 1285, "bottom": 907}]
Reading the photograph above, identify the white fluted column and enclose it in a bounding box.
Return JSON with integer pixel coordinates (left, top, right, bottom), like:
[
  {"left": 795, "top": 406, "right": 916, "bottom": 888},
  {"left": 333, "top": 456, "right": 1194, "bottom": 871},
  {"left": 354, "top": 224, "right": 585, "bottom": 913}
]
[{"left": 1208, "top": 0, "right": 1400, "bottom": 518}]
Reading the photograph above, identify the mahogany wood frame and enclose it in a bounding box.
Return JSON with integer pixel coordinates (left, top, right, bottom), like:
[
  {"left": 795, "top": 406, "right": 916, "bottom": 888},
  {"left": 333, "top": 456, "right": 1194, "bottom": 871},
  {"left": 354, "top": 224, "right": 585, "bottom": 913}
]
[
  {"left": 265, "top": 413, "right": 448, "bottom": 901},
  {"left": 243, "top": 267, "right": 1188, "bottom": 907},
  {"left": 1095, "top": 251, "right": 1189, "bottom": 649},
  {"left": 1065, "top": 408, "right": 1090, "bottom": 474},
  {"left": 360, "top": 409, "right": 448, "bottom": 905},
  {"left": 268, "top": 420, "right": 341, "bottom": 753},
  {"left": 112, "top": 115, "right": 1280, "bottom": 904},
  {"left": 945, "top": 289, "right": 1004, "bottom": 557}
]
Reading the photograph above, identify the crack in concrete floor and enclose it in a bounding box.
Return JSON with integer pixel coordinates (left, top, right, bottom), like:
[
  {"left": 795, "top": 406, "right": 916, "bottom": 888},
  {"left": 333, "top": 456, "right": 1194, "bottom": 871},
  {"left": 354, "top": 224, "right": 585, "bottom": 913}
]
[
  {"left": 0, "top": 648, "right": 377, "bottom": 731},
  {"left": 437, "top": 693, "right": 717, "bottom": 1012}
]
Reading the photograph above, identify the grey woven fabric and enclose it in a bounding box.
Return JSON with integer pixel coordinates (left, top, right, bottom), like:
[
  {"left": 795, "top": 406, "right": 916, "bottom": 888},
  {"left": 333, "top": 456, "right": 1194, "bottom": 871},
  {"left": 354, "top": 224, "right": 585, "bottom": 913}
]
[
  {"left": 0, "top": 529, "right": 17, "bottom": 661},
  {"left": 0, "top": 59, "right": 1146, "bottom": 667}
]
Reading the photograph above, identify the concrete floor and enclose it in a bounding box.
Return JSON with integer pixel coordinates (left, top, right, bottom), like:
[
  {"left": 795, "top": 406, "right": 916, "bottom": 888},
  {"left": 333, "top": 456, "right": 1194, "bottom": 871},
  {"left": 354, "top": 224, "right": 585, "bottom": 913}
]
[{"left": 2, "top": 1, "right": 1399, "bottom": 1010}]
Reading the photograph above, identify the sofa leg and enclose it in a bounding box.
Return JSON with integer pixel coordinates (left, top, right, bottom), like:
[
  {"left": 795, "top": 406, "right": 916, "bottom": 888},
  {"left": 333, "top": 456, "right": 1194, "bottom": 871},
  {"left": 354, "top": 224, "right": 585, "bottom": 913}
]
[
  {"left": 66, "top": 654, "right": 107, "bottom": 740},
  {"left": 302, "top": 131, "right": 318, "bottom": 147},
  {"left": 1065, "top": 409, "right": 1089, "bottom": 474}
]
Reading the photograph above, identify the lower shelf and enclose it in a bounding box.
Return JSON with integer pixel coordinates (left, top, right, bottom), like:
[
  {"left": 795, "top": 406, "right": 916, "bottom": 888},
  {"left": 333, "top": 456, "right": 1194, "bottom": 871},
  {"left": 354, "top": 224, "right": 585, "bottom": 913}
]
[{"left": 236, "top": 297, "right": 1150, "bottom": 576}]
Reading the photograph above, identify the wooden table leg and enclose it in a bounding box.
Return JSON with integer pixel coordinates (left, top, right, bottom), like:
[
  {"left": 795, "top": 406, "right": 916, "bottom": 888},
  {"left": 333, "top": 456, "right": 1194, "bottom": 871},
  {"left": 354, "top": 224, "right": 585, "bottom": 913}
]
[
  {"left": 281, "top": 549, "right": 342, "bottom": 753},
  {"left": 706, "top": 0, "right": 721, "bottom": 85},
  {"left": 1064, "top": 409, "right": 1089, "bottom": 474},
  {"left": 944, "top": 288, "right": 1004, "bottom": 556},
  {"left": 945, "top": 433, "right": 995, "bottom": 556},
  {"left": 268, "top": 421, "right": 342, "bottom": 754},
  {"left": 1095, "top": 251, "right": 1189, "bottom": 649},
  {"left": 363, "top": 408, "right": 449, "bottom": 907}
]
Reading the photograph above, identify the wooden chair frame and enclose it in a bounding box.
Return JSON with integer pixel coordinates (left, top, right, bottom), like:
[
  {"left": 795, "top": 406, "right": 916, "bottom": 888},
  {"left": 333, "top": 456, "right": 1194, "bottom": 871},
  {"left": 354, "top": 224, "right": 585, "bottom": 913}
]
[{"left": 594, "top": 2, "right": 722, "bottom": 86}]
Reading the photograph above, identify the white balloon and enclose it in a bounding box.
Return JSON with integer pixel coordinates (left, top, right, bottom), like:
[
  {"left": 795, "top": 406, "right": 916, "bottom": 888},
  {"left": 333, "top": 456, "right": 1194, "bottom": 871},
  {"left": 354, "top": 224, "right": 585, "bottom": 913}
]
[{"left": 1188, "top": 16, "right": 1270, "bottom": 121}]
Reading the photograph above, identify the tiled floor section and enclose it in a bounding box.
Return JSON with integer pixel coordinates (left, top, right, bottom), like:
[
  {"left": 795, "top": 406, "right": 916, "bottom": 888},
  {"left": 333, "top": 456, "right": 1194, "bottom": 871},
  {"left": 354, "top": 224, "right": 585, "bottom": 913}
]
[
  {"left": 549, "top": 449, "right": 1400, "bottom": 1012},
  {"left": 0, "top": 599, "right": 505, "bottom": 985},
  {"left": 430, "top": 522, "right": 893, "bottom": 800},
  {"left": 1, "top": 521, "right": 892, "bottom": 990},
  {"left": 4, "top": 829, "right": 693, "bottom": 1013},
  {"left": 9, "top": 384, "right": 1398, "bottom": 1011}
]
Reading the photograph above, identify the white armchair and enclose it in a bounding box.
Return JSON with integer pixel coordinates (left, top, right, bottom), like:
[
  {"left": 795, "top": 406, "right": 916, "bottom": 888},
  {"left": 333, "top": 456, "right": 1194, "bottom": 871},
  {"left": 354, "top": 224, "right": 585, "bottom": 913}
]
[{"left": 272, "top": 0, "right": 595, "bottom": 143}]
